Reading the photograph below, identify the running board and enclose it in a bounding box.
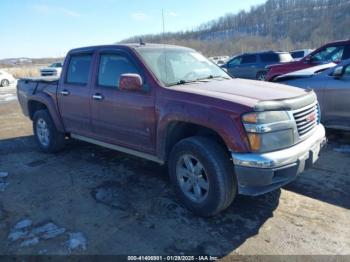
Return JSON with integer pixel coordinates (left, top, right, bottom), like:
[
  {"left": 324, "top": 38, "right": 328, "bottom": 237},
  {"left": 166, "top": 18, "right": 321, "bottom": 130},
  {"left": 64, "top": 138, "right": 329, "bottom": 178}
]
[{"left": 71, "top": 134, "right": 164, "bottom": 164}]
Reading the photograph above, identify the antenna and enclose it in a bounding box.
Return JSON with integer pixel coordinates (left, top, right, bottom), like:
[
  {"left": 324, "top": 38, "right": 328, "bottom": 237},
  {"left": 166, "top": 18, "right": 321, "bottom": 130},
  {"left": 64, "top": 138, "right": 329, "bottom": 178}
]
[
  {"left": 162, "top": 9, "right": 165, "bottom": 44},
  {"left": 162, "top": 9, "right": 168, "bottom": 82}
]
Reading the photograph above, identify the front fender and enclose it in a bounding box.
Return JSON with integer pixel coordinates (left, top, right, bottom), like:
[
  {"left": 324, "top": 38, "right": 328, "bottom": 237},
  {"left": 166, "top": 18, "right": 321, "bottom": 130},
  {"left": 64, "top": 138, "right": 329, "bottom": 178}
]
[{"left": 156, "top": 101, "right": 250, "bottom": 159}]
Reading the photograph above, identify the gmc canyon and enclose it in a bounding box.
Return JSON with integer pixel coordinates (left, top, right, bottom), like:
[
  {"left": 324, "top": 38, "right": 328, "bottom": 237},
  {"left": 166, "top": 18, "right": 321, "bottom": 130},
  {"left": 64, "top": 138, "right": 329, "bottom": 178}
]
[{"left": 17, "top": 44, "right": 327, "bottom": 216}]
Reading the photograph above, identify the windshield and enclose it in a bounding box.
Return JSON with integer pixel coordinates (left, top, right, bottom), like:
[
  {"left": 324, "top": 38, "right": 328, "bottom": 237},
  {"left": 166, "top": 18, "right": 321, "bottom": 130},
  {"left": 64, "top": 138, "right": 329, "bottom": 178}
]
[
  {"left": 49, "top": 63, "right": 62, "bottom": 68},
  {"left": 136, "top": 48, "right": 230, "bottom": 86}
]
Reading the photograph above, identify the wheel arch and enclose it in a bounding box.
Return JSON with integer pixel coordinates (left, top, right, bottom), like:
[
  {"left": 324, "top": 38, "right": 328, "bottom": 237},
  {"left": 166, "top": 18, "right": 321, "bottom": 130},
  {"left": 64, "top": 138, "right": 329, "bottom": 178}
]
[
  {"left": 27, "top": 96, "right": 65, "bottom": 132},
  {"left": 160, "top": 121, "right": 230, "bottom": 162}
]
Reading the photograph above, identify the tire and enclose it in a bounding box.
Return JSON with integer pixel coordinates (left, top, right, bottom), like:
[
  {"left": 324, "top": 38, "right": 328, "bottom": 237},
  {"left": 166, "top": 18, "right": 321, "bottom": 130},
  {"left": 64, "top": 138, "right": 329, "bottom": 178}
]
[
  {"left": 33, "top": 109, "right": 65, "bottom": 153},
  {"left": 1, "top": 79, "right": 10, "bottom": 87},
  {"left": 256, "top": 71, "right": 266, "bottom": 81},
  {"left": 168, "top": 136, "right": 237, "bottom": 217}
]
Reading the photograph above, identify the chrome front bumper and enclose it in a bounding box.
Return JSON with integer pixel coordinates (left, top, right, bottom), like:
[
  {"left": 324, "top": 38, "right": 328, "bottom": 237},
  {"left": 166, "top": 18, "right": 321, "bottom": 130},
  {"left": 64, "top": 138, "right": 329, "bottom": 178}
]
[{"left": 231, "top": 124, "right": 327, "bottom": 195}]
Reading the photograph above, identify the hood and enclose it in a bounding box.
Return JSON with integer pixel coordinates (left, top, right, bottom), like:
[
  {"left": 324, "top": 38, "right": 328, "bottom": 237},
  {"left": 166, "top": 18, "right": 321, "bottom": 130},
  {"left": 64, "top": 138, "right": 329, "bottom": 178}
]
[
  {"left": 275, "top": 63, "right": 336, "bottom": 81},
  {"left": 40, "top": 67, "right": 61, "bottom": 71},
  {"left": 168, "top": 78, "right": 310, "bottom": 109}
]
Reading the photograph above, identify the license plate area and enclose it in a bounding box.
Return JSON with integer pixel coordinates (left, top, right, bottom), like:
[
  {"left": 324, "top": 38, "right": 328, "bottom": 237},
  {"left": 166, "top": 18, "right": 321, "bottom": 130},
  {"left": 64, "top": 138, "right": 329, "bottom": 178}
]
[{"left": 311, "top": 143, "right": 321, "bottom": 163}]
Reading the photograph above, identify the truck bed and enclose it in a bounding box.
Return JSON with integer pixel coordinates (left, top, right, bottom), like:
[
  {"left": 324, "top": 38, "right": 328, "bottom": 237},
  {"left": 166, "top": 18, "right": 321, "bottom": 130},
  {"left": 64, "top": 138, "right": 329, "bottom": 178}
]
[{"left": 17, "top": 77, "right": 59, "bottom": 118}]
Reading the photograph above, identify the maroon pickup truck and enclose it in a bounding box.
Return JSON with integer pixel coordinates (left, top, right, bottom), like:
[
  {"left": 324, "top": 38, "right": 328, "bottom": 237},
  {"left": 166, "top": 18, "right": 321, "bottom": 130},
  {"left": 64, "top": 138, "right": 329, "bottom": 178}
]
[{"left": 17, "top": 44, "right": 326, "bottom": 216}]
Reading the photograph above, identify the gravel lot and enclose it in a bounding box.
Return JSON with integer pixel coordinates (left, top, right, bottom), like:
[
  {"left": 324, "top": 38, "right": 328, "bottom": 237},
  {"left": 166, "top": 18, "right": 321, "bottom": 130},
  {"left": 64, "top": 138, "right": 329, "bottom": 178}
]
[{"left": 0, "top": 85, "right": 349, "bottom": 257}]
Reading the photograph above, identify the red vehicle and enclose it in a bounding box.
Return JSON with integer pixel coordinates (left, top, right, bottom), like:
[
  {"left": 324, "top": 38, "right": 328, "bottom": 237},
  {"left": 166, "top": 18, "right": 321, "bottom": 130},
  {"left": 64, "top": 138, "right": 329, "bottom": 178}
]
[
  {"left": 266, "top": 39, "right": 350, "bottom": 81},
  {"left": 17, "top": 44, "right": 326, "bottom": 216}
]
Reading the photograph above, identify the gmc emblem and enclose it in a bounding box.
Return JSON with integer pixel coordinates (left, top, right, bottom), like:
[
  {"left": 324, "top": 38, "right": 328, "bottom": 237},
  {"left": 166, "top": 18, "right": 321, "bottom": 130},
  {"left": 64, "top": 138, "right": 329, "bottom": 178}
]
[{"left": 306, "top": 112, "right": 316, "bottom": 123}]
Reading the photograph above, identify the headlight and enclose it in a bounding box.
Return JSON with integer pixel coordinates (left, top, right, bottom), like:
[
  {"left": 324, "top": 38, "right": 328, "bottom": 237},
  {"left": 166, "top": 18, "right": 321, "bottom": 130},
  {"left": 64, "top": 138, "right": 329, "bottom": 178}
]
[{"left": 242, "top": 111, "right": 295, "bottom": 152}]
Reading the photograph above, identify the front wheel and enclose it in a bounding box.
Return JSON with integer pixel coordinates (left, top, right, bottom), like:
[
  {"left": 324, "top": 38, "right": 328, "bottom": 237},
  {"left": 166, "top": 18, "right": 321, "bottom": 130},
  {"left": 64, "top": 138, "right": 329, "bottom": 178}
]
[
  {"left": 0, "top": 79, "right": 10, "bottom": 87},
  {"left": 256, "top": 71, "right": 266, "bottom": 81},
  {"left": 33, "top": 109, "right": 65, "bottom": 153},
  {"left": 168, "top": 137, "right": 237, "bottom": 217}
]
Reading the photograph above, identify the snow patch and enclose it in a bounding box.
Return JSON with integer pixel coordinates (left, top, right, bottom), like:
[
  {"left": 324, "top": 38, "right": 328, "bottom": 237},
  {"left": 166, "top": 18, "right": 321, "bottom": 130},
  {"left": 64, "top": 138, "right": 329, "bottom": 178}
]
[
  {"left": 0, "top": 93, "right": 17, "bottom": 103},
  {"left": 66, "top": 232, "right": 87, "bottom": 252},
  {"left": 0, "top": 181, "right": 9, "bottom": 192},
  {"left": 20, "top": 237, "right": 39, "bottom": 247},
  {"left": 0, "top": 172, "right": 9, "bottom": 192},
  {"left": 7, "top": 217, "right": 88, "bottom": 252},
  {"left": 14, "top": 219, "right": 32, "bottom": 229},
  {"left": 8, "top": 220, "right": 66, "bottom": 248},
  {"left": 0, "top": 172, "right": 8, "bottom": 178}
]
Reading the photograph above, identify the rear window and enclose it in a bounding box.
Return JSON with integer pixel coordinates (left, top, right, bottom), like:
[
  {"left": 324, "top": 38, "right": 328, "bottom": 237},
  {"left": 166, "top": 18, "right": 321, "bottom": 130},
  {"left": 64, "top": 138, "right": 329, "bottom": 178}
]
[
  {"left": 66, "top": 54, "right": 92, "bottom": 85},
  {"left": 260, "top": 53, "right": 279, "bottom": 62}
]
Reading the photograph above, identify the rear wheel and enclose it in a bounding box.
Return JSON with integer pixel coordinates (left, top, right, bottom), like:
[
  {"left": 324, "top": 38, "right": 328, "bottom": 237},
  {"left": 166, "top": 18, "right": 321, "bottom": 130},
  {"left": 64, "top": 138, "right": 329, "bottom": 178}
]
[
  {"left": 168, "top": 136, "right": 237, "bottom": 217},
  {"left": 0, "top": 79, "right": 10, "bottom": 87},
  {"left": 256, "top": 71, "right": 266, "bottom": 81},
  {"left": 33, "top": 109, "right": 65, "bottom": 153}
]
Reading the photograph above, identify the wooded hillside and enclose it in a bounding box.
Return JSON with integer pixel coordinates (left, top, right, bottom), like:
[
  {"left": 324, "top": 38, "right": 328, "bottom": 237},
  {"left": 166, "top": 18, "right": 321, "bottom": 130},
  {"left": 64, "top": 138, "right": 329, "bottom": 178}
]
[{"left": 121, "top": 0, "right": 350, "bottom": 56}]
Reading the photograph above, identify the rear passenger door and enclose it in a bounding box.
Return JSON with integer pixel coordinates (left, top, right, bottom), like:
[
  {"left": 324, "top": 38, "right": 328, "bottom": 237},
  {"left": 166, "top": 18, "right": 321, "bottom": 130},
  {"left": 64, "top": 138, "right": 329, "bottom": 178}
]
[
  {"left": 233, "top": 54, "right": 257, "bottom": 79},
  {"left": 58, "top": 52, "right": 94, "bottom": 136},
  {"left": 90, "top": 50, "right": 156, "bottom": 154}
]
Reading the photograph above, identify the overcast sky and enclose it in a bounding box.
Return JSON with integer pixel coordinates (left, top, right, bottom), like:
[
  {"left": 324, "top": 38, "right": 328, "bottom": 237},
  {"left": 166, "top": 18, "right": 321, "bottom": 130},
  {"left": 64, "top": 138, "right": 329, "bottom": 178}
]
[{"left": 0, "top": 0, "right": 266, "bottom": 59}]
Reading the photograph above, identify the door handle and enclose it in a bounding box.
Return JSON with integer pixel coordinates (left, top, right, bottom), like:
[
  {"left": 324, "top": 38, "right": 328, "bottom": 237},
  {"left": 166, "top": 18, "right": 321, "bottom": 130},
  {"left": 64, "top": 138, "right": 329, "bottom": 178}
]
[
  {"left": 60, "top": 90, "right": 70, "bottom": 96},
  {"left": 92, "top": 93, "right": 104, "bottom": 101}
]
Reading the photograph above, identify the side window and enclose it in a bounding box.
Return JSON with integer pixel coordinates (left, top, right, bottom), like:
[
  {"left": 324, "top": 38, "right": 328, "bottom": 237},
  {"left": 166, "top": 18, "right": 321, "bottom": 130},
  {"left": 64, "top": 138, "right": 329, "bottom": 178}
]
[
  {"left": 260, "top": 53, "right": 279, "bottom": 63},
  {"left": 241, "top": 55, "right": 256, "bottom": 64},
  {"left": 98, "top": 54, "right": 140, "bottom": 88},
  {"left": 311, "top": 46, "right": 344, "bottom": 63},
  {"left": 228, "top": 57, "right": 242, "bottom": 67},
  {"left": 344, "top": 65, "right": 350, "bottom": 76},
  {"left": 66, "top": 54, "right": 92, "bottom": 85},
  {"left": 291, "top": 51, "right": 304, "bottom": 59},
  {"left": 342, "top": 45, "right": 350, "bottom": 60}
]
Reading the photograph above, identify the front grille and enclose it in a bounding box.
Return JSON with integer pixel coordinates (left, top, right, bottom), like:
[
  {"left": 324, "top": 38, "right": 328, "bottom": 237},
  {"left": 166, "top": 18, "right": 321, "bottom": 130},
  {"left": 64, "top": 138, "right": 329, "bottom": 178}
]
[{"left": 293, "top": 102, "right": 319, "bottom": 138}]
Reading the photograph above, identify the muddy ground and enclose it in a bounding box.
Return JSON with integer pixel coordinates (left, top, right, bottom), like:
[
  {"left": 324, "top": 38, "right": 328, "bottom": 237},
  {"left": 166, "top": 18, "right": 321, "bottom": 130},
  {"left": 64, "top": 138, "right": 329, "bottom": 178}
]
[{"left": 0, "top": 86, "right": 349, "bottom": 257}]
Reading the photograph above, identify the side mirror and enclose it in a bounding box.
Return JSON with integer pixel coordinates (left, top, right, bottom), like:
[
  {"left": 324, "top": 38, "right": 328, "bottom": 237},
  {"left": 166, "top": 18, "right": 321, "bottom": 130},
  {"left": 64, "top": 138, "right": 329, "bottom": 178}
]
[
  {"left": 304, "top": 56, "right": 311, "bottom": 63},
  {"left": 222, "top": 67, "right": 228, "bottom": 73},
  {"left": 332, "top": 66, "right": 344, "bottom": 78},
  {"left": 119, "top": 74, "right": 143, "bottom": 92}
]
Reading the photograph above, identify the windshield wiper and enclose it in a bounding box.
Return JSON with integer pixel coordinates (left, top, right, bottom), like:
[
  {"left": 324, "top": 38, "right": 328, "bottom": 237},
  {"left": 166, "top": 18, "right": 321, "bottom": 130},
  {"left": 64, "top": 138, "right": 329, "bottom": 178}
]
[
  {"left": 167, "top": 79, "right": 200, "bottom": 86},
  {"left": 167, "top": 75, "right": 230, "bottom": 87},
  {"left": 197, "top": 75, "right": 230, "bottom": 81}
]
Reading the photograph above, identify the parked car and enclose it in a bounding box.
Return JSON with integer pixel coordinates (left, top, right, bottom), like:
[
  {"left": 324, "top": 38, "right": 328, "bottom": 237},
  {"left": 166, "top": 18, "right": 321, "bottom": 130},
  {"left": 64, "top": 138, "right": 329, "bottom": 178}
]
[
  {"left": 221, "top": 51, "right": 293, "bottom": 80},
  {"left": 275, "top": 59, "right": 350, "bottom": 131},
  {"left": 266, "top": 39, "right": 350, "bottom": 81},
  {"left": 17, "top": 44, "right": 326, "bottom": 216},
  {"left": 40, "top": 62, "right": 63, "bottom": 76},
  {"left": 209, "top": 56, "right": 230, "bottom": 66},
  {"left": 290, "top": 49, "right": 313, "bottom": 61},
  {"left": 0, "top": 70, "right": 16, "bottom": 87}
]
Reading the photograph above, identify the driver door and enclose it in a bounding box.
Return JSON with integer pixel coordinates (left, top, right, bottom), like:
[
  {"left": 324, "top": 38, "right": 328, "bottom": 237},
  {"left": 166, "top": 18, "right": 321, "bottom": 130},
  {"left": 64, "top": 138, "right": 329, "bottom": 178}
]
[{"left": 90, "top": 50, "right": 156, "bottom": 154}]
